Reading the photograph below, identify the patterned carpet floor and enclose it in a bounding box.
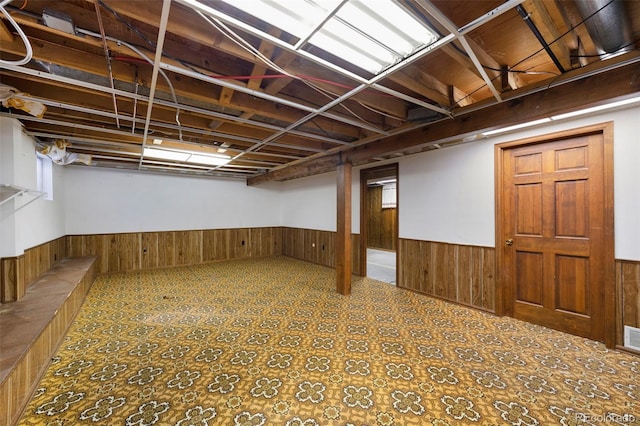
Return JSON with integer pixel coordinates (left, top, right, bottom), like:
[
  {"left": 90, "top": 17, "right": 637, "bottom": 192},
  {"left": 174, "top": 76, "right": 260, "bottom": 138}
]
[{"left": 18, "top": 256, "right": 639, "bottom": 425}]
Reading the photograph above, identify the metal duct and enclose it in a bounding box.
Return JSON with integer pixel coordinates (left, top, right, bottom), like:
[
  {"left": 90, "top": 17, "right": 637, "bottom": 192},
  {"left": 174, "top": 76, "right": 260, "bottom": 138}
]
[{"left": 575, "top": 0, "right": 634, "bottom": 57}]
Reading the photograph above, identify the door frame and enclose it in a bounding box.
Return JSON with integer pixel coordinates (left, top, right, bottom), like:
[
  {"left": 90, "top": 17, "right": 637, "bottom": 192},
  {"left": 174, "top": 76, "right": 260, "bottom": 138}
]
[
  {"left": 494, "top": 122, "right": 615, "bottom": 348},
  {"left": 360, "top": 163, "right": 399, "bottom": 280}
]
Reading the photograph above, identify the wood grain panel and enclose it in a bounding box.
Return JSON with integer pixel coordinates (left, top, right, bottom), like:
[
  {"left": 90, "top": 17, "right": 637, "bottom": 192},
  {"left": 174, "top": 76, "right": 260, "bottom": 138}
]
[
  {"left": 229, "top": 228, "right": 250, "bottom": 259},
  {"left": 399, "top": 238, "right": 496, "bottom": 312},
  {"left": 514, "top": 152, "right": 542, "bottom": 174},
  {"left": 516, "top": 251, "right": 543, "bottom": 305},
  {"left": 321, "top": 231, "right": 335, "bottom": 268},
  {"left": 555, "top": 180, "right": 588, "bottom": 237},
  {"left": 203, "top": 229, "right": 227, "bottom": 262},
  {"left": 482, "top": 249, "right": 496, "bottom": 311},
  {"left": 516, "top": 184, "right": 543, "bottom": 236},
  {"left": 175, "top": 231, "right": 202, "bottom": 266},
  {"left": 115, "top": 234, "right": 140, "bottom": 272},
  {"left": 65, "top": 228, "right": 282, "bottom": 275},
  {"left": 432, "top": 242, "right": 454, "bottom": 299},
  {"left": 1, "top": 256, "right": 23, "bottom": 302},
  {"left": 281, "top": 227, "right": 361, "bottom": 276},
  {"left": 366, "top": 186, "right": 397, "bottom": 251},
  {"left": 352, "top": 233, "right": 361, "bottom": 276},
  {"left": 70, "top": 235, "right": 108, "bottom": 274},
  {"left": 556, "top": 255, "right": 589, "bottom": 314},
  {"left": 0, "top": 237, "right": 69, "bottom": 302},
  {"left": 248, "top": 228, "right": 265, "bottom": 258},
  {"left": 141, "top": 232, "right": 159, "bottom": 270},
  {"left": 618, "top": 260, "right": 640, "bottom": 332},
  {"left": 399, "top": 239, "right": 426, "bottom": 293},
  {"left": 457, "top": 245, "right": 473, "bottom": 305},
  {"left": 0, "top": 257, "right": 96, "bottom": 426}
]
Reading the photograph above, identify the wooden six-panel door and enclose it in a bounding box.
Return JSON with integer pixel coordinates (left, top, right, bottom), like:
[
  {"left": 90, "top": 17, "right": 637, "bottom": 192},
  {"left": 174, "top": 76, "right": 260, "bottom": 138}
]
[{"left": 498, "top": 126, "right": 614, "bottom": 345}]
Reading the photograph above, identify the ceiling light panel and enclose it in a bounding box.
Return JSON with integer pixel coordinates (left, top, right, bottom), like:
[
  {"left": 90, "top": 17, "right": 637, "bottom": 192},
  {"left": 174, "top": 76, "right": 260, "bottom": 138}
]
[
  {"left": 143, "top": 147, "right": 190, "bottom": 161},
  {"left": 219, "top": 0, "right": 439, "bottom": 74},
  {"left": 143, "top": 147, "right": 231, "bottom": 166}
]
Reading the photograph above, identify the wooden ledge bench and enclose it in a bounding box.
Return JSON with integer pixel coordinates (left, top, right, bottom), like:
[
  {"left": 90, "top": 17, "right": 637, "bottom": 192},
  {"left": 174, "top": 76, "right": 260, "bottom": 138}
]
[{"left": 0, "top": 256, "right": 97, "bottom": 426}]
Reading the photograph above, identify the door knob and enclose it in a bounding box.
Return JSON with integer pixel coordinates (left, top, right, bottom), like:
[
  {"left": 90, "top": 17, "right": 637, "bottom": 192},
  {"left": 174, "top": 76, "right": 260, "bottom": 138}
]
[{"left": 505, "top": 238, "right": 513, "bottom": 246}]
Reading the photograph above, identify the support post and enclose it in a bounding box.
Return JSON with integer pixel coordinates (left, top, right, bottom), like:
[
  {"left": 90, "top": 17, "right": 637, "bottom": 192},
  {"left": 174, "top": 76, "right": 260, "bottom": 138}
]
[{"left": 336, "top": 161, "right": 352, "bottom": 295}]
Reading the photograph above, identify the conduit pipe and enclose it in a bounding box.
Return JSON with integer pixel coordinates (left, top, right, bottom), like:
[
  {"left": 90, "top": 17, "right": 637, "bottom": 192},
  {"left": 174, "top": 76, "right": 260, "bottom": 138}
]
[
  {"left": 176, "top": 0, "right": 453, "bottom": 118},
  {"left": 516, "top": 5, "right": 565, "bottom": 73},
  {"left": 94, "top": 1, "right": 121, "bottom": 128},
  {"left": 25, "top": 130, "right": 297, "bottom": 164},
  {"left": 137, "top": 0, "right": 171, "bottom": 169},
  {"left": 15, "top": 94, "right": 312, "bottom": 151},
  {"left": 414, "top": 0, "right": 506, "bottom": 101},
  {"left": 175, "top": 0, "right": 525, "bottom": 173},
  {"left": 0, "top": 62, "right": 351, "bottom": 147},
  {"left": 574, "top": 0, "right": 634, "bottom": 58},
  {"left": 0, "top": 0, "right": 33, "bottom": 66}
]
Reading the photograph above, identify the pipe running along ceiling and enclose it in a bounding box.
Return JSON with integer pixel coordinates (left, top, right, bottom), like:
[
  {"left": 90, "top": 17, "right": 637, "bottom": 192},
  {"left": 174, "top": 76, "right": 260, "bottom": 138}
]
[{"left": 0, "top": 0, "right": 638, "bottom": 182}]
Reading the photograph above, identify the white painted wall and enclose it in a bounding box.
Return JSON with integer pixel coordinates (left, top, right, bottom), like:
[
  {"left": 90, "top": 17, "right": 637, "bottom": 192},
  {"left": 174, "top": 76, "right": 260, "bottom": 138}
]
[
  {"left": 3, "top": 104, "right": 639, "bottom": 262},
  {"left": 278, "top": 168, "right": 361, "bottom": 233},
  {"left": 0, "top": 118, "right": 66, "bottom": 257},
  {"left": 18, "top": 160, "right": 66, "bottom": 250},
  {"left": 400, "top": 140, "right": 494, "bottom": 246},
  {"left": 64, "top": 167, "right": 282, "bottom": 234},
  {"left": 399, "top": 104, "right": 640, "bottom": 261}
]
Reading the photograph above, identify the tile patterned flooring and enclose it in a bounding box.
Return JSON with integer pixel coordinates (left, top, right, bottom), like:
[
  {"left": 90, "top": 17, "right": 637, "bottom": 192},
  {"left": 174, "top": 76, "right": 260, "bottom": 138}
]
[{"left": 18, "top": 256, "right": 640, "bottom": 425}]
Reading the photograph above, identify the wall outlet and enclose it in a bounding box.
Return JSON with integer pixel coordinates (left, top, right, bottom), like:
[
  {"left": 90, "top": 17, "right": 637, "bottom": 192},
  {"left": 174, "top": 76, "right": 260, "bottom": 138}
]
[{"left": 312, "top": 243, "right": 315, "bottom": 247}]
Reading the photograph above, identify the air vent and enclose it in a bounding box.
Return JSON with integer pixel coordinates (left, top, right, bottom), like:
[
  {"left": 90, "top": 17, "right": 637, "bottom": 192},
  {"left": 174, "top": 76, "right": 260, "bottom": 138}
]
[{"left": 624, "top": 326, "right": 640, "bottom": 351}]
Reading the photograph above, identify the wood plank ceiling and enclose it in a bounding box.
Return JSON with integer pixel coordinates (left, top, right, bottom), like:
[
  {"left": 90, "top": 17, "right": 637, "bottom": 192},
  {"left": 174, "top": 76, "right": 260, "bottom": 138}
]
[{"left": 0, "top": 0, "right": 638, "bottom": 183}]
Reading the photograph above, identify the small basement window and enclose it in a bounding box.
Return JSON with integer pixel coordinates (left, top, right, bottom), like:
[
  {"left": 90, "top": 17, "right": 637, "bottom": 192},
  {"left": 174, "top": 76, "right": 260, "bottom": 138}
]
[
  {"left": 36, "top": 154, "right": 53, "bottom": 200},
  {"left": 381, "top": 181, "right": 396, "bottom": 209}
]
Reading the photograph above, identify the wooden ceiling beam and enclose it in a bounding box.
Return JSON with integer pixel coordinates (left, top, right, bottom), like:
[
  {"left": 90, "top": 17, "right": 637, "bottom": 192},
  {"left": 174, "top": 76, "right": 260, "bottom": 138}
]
[
  {"left": 555, "top": 1, "right": 600, "bottom": 64},
  {"left": 0, "top": 17, "right": 14, "bottom": 42},
  {"left": 0, "top": 72, "right": 346, "bottom": 154},
  {"left": 85, "top": 0, "right": 408, "bottom": 121},
  {"left": 248, "top": 58, "right": 640, "bottom": 185},
  {"left": 1, "top": 24, "right": 363, "bottom": 139},
  {"left": 389, "top": 67, "right": 474, "bottom": 108},
  {"left": 524, "top": 0, "right": 573, "bottom": 72}
]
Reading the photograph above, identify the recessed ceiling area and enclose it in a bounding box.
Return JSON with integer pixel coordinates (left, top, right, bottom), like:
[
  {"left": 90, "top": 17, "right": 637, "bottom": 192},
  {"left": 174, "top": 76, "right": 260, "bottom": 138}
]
[{"left": 0, "top": 0, "right": 638, "bottom": 182}]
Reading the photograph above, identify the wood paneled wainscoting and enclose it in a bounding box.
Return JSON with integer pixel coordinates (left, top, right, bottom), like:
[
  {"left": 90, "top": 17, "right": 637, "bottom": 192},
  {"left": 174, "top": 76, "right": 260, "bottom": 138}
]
[
  {"left": 617, "top": 260, "right": 640, "bottom": 350},
  {"left": 398, "top": 239, "right": 496, "bottom": 312},
  {"left": 1, "top": 236, "right": 67, "bottom": 302},
  {"left": 67, "top": 227, "right": 283, "bottom": 275},
  {"left": 282, "top": 227, "right": 362, "bottom": 276},
  {"left": 366, "top": 185, "right": 397, "bottom": 251}
]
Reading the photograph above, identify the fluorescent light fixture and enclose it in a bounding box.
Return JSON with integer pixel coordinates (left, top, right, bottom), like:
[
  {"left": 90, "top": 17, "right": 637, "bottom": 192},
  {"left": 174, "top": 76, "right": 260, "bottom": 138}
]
[
  {"left": 482, "top": 118, "right": 552, "bottom": 136},
  {"left": 551, "top": 96, "right": 640, "bottom": 121},
  {"left": 218, "top": 0, "right": 439, "bottom": 74},
  {"left": 189, "top": 153, "right": 231, "bottom": 166},
  {"left": 143, "top": 147, "right": 231, "bottom": 166},
  {"left": 480, "top": 96, "right": 640, "bottom": 138},
  {"left": 143, "top": 147, "right": 190, "bottom": 161}
]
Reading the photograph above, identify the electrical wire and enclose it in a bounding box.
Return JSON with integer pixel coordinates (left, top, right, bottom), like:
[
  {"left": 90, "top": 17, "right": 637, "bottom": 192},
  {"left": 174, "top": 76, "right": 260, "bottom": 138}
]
[
  {"left": 569, "top": 37, "right": 640, "bottom": 58},
  {"left": 76, "top": 28, "right": 184, "bottom": 142},
  {"left": 95, "top": 1, "right": 417, "bottom": 125},
  {"left": 453, "top": 0, "right": 622, "bottom": 106},
  {"left": 94, "top": 1, "right": 121, "bottom": 128},
  {"left": 0, "top": 0, "right": 33, "bottom": 66},
  {"left": 197, "top": 11, "right": 394, "bottom": 128}
]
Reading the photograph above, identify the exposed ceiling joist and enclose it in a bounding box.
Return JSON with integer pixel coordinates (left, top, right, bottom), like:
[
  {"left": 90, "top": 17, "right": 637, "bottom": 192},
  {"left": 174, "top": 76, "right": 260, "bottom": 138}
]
[{"left": 0, "top": 0, "right": 637, "bottom": 180}]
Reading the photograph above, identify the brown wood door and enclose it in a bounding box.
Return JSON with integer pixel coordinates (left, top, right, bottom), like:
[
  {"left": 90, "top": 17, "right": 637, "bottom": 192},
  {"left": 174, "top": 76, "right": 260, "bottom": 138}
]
[{"left": 500, "top": 130, "right": 613, "bottom": 343}]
